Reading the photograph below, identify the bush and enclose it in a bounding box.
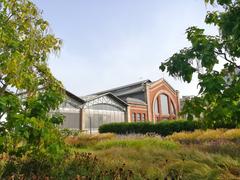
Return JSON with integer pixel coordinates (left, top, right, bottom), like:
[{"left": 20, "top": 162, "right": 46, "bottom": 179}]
[{"left": 99, "top": 120, "right": 200, "bottom": 136}]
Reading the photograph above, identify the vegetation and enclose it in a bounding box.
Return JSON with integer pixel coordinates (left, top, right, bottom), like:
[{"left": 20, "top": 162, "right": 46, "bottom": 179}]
[
  {"left": 160, "top": 0, "right": 240, "bottom": 127},
  {"left": 167, "top": 128, "right": 240, "bottom": 159},
  {"left": 2, "top": 131, "right": 239, "bottom": 179},
  {"left": 167, "top": 128, "right": 240, "bottom": 143},
  {"left": 99, "top": 120, "right": 200, "bottom": 136},
  {"left": 65, "top": 133, "right": 116, "bottom": 148},
  {"left": 1, "top": 0, "right": 240, "bottom": 179},
  {"left": 0, "top": 0, "right": 67, "bottom": 175}
]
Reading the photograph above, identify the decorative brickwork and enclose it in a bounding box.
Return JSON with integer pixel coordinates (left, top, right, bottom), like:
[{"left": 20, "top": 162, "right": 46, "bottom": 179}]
[{"left": 126, "top": 79, "right": 179, "bottom": 122}]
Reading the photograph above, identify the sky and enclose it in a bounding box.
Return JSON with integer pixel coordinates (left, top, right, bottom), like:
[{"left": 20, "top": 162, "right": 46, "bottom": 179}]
[{"left": 32, "top": 0, "right": 218, "bottom": 97}]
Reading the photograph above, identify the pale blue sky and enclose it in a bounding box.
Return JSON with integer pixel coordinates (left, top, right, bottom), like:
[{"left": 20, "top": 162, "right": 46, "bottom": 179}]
[{"left": 33, "top": 0, "right": 217, "bottom": 96}]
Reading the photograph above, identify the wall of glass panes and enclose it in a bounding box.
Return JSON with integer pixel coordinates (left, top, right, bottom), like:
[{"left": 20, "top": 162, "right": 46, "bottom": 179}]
[
  {"left": 58, "top": 98, "right": 82, "bottom": 129},
  {"left": 153, "top": 93, "right": 176, "bottom": 119},
  {"left": 60, "top": 112, "right": 80, "bottom": 129},
  {"left": 82, "top": 103, "right": 125, "bottom": 132}
]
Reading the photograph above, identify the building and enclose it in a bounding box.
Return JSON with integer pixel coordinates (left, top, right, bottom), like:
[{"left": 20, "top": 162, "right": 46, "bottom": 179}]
[{"left": 58, "top": 78, "right": 180, "bottom": 132}]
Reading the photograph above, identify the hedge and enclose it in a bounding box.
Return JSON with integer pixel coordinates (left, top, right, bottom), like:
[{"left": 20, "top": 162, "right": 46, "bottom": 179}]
[{"left": 98, "top": 120, "right": 200, "bottom": 136}]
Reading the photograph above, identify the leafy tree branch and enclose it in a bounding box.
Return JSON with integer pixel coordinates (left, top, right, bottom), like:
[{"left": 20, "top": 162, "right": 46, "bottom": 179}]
[
  {"left": 160, "top": 0, "right": 240, "bottom": 127},
  {"left": 0, "top": 0, "right": 67, "bottom": 161}
]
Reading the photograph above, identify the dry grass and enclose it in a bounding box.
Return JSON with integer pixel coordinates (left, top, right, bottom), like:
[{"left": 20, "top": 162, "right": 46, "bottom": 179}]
[
  {"left": 166, "top": 128, "right": 240, "bottom": 159},
  {"left": 64, "top": 133, "right": 116, "bottom": 147},
  {"left": 166, "top": 128, "right": 240, "bottom": 143},
  {"left": 92, "top": 138, "right": 240, "bottom": 179},
  {"left": 2, "top": 129, "right": 240, "bottom": 179},
  {"left": 222, "top": 128, "right": 240, "bottom": 141},
  {"left": 64, "top": 131, "right": 240, "bottom": 179}
]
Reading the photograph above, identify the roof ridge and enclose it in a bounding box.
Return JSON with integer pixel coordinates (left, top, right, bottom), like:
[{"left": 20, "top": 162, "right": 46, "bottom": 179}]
[
  {"left": 82, "top": 92, "right": 128, "bottom": 106},
  {"left": 89, "top": 79, "right": 151, "bottom": 95}
]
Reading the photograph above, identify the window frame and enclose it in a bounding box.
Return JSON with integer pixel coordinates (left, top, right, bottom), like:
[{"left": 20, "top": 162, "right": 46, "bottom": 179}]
[
  {"left": 132, "top": 112, "right": 136, "bottom": 121},
  {"left": 136, "top": 113, "right": 141, "bottom": 122}
]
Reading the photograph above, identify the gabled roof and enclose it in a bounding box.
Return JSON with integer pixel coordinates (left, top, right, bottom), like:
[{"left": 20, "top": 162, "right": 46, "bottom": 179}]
[
  {"left": 149, "top": 78, "right": 178, "bottom": 94},
  {"left": 114, "top": 86, "right": 145, "bottom": 97},
  {"left": 126, "top": 97, "right": 147, "bottom": 106},
  {"left": 81, "top": 92, "right": 128, "bottom": 107},
  {"left": 91, "top": 79, "right": 151, "bottom": 96},
  {"left": 65, "top": 90, "right": 85, "bottom": 104}
]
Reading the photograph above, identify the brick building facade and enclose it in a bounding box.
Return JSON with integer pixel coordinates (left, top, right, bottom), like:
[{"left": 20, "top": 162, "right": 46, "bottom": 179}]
[
  {"left": 93, "top": 78, "right": 180, "bottom": 123},
  {"left": 58, "top": 78, "right": 180, "bottom": 131}
]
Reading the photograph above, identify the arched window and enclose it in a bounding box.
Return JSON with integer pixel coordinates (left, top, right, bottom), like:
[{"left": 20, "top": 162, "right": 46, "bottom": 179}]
[
  {"left": 153, "top": 93, "right": 176, "bottom": 119},
  {"left": 160, "top": 94, "right": 169, "bottom": 115},
  {"left": 136, "top": 113, "right": 141, "bottom": 121}
]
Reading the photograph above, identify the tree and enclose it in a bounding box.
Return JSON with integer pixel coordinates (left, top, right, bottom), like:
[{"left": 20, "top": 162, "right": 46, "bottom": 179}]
[
  {"left": 160, "top": 0, "right": 240, "bottom": 127},
  {"left": 0, "top": 0, "right": 66, "bottom": 161}
]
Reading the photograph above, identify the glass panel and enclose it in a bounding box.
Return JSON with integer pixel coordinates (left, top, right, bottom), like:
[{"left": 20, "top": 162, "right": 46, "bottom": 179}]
[
  {"left": 60, "top": 112, "right": 80, "bottom": 129},
  {"left": 84, "top": 108, "right": 125, "bottom": 131},
  {"left": 160, "top": 94, "right": 169, "bottom": 115},
  {"left": 136, "top": 113, "right": 141, "bottom": 121},
  {"left": 91, "top": 104, "right": 121, "bottom": 111},
  {"left": 142, "top": 113, "right": 146, "bottom": 120},
  {"left": 154, "top": 99, "right": 159, "bottom": 114},
  {"left": 132, "top": 113, "right": 135, "bottom": 121}
]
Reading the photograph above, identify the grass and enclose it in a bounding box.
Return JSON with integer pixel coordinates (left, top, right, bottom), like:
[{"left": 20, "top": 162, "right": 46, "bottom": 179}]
[
  {"left": 2, "top": 129, "right": 240, "bottom": 179},
  {"left": 93, "top": 137, "right": 179, "bottom": 150},
  {"left": 166, "top": 128, "right": 240, "bottom": 143},
  {"left": 64, "top": 132, "right": 116, "bottom": 148},
  {"left": 166, "top": 128, "right": 240, "bottom": 159},
  {"left": 63, "top": 130, "right": 240, "bottom": 179}
]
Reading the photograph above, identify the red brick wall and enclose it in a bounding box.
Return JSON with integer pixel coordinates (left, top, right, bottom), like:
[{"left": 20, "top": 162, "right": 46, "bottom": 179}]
[
  {"left": 126, "top": 79, "right": 180, "bottom": 123},
  {"left": 128, "top": 104, "right": 148, "bottom": 122},
  {"left": 147, "top": 80, "right": 179, "bottom": 122}
]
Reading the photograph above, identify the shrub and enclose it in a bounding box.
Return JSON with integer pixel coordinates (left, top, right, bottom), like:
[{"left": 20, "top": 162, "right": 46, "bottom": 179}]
[
  {"left": 60, "top": 128, "right": 81, "bottom": 137},
  {"left": 99, "top": 120, "right": 200, "bottom": 136}
]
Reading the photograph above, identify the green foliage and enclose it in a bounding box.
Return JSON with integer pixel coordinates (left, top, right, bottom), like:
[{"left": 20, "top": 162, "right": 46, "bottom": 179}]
[
  {"left": 160, "top": 0, "right": 240, "bottom": 126},
  {"left": 99, "top": 120, "right": 200, "bottom": 136},
  {"left": 0, "top": 0, "right": 67, "bottom": 171}
]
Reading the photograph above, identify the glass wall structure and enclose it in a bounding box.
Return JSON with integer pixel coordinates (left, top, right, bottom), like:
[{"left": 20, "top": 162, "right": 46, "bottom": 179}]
[
  {"left": 57, "top": 93, "right": 127, "bottom": 132},
  {"left": 58, "top": 97, "right": 82, "bottom": 129},
  {"left": 82, "top": 95, "right": 127, "bottom": 132},
  {"left": 60, "top": 111, "right": 80, "bottom": 129}
]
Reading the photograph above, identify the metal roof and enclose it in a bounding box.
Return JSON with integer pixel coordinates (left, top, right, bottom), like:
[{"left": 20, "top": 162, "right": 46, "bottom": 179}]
[
  {"left": 65, "top": 90, "right": 85, "bottom": 104},
  {"left": 80, "top": 93, "right": 128, "bottom": 107},
  {"left": 126, "top": 97, "right": 147, "bottom": 106},
  {"left": 91, "top": 79, "right": 151, "bottom": 96}
]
